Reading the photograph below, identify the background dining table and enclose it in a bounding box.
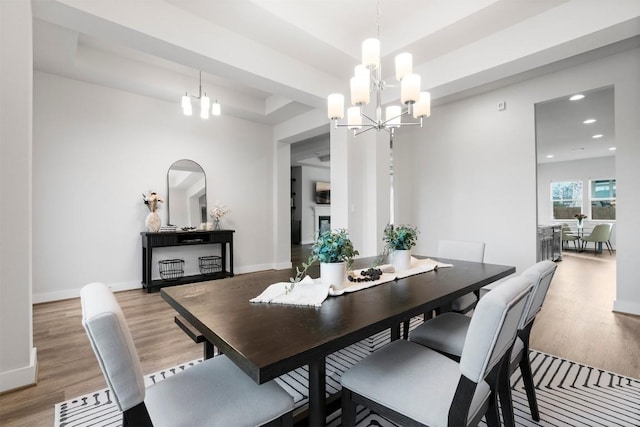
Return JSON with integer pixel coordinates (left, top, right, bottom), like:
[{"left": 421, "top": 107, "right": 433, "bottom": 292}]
[{"left": 161, "top": 255, "right": 515, "bottom": 425}]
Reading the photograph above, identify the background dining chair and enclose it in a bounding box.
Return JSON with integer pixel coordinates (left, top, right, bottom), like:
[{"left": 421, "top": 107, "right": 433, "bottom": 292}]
[
  {"left": 81, "top": 282, "right": 293, "bottom": 427},
  {"left": 438, "top": 239, "right": 486, "bottom": 313},
  {"left": 341, "top": 276, "right": 533, "bottom": 427},
  {"left": 561, "top": 223, "right": 580, "bottom": 251},
  {"left": 408, "top": 260, "right": 557, "bottom": 424},
  {"left": 581, "top": 223, "right": 613, "bottom": 254}
]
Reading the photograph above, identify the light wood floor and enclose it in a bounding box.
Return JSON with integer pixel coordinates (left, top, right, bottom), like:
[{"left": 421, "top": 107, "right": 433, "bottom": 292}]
[{"left": 1, "top": 250, "right": 638, "bottom": 426}]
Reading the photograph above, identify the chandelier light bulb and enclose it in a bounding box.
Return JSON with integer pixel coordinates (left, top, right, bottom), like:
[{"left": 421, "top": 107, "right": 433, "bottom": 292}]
[
  {"left": 413, "top": 91, "right": 431, "bottom": 118},
  {"left": 327, "top": 93, "right": 345, "bottom": 120},
  {"left": 350, "top": 75, "right": 370, "bottom": 105},
  {"left": 181, "top": 93, "right": 190, "bottom": 109},
  {"left": 385, "top": 105, "right": 402, "bottom": 128},
  {"left": 182, "top": 96, "right": 193, "bottom": 116},
  {"left": 395, "top": 53, "right": 413, "bottom": 81},
  {"left": 200, "top": 95, "right": 210, "bottom": 119},
  {"left": 211, "top": 101, "right": 221, "bottom": 116},
  {"left": 401, "top": 74, "right": 421, "bottom": 105},
  {"left": 347, "top": 106, "right": 362, "bottom": 129},
  {"left": 354, "top": 65, "right": 370, "bottom": 88},
  {"left": 362, "top": 38, "right": 380, "bottom": 69}
]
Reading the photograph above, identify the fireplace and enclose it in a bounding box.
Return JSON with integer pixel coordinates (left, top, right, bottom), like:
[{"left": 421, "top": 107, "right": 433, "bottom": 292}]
[
  {"left": 312, "top": 206, "right": 331, "bottom": 237},
  {"left": 319, "top": 216, "right": 331, "bottom": 234}
]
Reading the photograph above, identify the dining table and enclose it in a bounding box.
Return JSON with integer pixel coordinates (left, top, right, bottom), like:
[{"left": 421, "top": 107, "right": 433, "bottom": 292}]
[{"left": 161, "top": 255, "right": 515, "bottom": 426}]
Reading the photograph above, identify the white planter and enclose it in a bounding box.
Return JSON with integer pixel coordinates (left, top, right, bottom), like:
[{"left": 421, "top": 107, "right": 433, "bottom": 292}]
[
  {"left": 391, "top": 249, "right": 411, "bottom": 271},
  {"left": 321, "top": 262, "right": 347, "bottom": 290}
]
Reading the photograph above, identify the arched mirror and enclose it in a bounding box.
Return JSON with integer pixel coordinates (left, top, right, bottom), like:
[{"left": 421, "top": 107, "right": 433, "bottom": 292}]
[{"left": 167, "top": 159, "right": 207, "bottom": 228}]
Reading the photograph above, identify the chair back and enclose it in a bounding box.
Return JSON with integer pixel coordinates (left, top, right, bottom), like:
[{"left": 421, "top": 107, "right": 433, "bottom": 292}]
[
  {"left": 520, "top": 260, "right": 557, "bottom": 327},
  {"left": 81, "top": 282, "right": 146, "bottom": 412},
  {"left": 586, "top": 224, "right": 611, "bottom": 241},
  {"left": 560, "top": 224, "right": 574, "bottom": 239},
  {"left": 459, "top": 276, "right": 532, "bottom": 383},
  {"left": 437, "top": 240, "right": 485, "bottom": 262},
  {"left": 606, "top": 223, "right": 614, "bottom": 238}
]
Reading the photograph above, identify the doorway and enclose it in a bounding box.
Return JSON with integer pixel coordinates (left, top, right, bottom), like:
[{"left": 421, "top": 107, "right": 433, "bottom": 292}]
[{"left": 535, "top": 86, "right": 616, "bottom": 258}]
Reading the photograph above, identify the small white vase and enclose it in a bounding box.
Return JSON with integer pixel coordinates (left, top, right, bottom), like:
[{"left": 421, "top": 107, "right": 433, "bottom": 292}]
[
  {"left": 321, "top": 262, "right": 347, "bottom": 290},
  {"left": 145, "top": 212, "right": 161, "bottom": 232},
  {"left": 391, "top": 249, "right": 411, "bottom": 271}
]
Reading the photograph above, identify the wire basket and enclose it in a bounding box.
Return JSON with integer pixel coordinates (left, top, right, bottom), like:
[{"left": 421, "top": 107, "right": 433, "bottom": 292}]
[
  {"left": 159, "top": 259, "right": 184, "bottom": 281},
  {"left": 199, "top": 256, "right": 222, "bottom": 275}
]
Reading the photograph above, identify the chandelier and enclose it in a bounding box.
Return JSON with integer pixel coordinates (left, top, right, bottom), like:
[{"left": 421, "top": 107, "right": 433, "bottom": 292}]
[
  {"left": 326, "top": 5, "right": 430, "bottom": 136},
  {"left": 181, "top": 71, "right": 221, "bottom": 119}
]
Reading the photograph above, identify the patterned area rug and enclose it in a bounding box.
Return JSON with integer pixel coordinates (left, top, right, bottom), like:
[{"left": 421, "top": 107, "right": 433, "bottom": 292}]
[{"left": 55, "top": 318, "right": 640, "bottom": 427}]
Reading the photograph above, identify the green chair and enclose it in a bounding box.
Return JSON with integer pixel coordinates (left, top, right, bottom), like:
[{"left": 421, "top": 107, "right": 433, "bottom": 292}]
[
  {"left": 561, "top": 223, "right": 579, "bottom": 251},
  {"left": 581, "top": 223, "right": 613, "bottom": 254}
]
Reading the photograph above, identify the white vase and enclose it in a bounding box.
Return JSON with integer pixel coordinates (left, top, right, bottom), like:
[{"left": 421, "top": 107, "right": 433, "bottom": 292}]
[
  {"left": 145, "top": 212, "right": 161, "bottom": 232},
  {"left": 391, "top": 249, "right": 411, "bottom": 271},
  {"left": 321, "top": 262, "right": 347, "bottom": 290}
]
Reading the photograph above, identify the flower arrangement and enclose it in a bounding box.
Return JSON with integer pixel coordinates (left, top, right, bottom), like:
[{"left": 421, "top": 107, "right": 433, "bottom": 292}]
[
  {"left": 291, "top": 229, "right": 359, "bottom": 283},
  {"left": 142, "top": 191, "right": 163, "bottom": 213},
  {"left": 382, "top": 224, "right": 419, "bottom": 252},
  {"left": 574, "top": 214, "right": 587, "bottom": 221},
  {"left": 210, "top": 202, "right": 231, "bottom": 222}
]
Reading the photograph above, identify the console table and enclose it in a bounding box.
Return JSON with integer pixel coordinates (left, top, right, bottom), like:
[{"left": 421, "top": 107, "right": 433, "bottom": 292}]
[{"left": 141, "top": 230, "right": 234, "bottom": 292}]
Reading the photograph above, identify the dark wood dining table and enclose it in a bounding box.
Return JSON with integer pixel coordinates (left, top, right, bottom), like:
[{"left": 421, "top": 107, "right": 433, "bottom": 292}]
[{"left": 161, "top": 256, "right": 515, "bottom": 426}]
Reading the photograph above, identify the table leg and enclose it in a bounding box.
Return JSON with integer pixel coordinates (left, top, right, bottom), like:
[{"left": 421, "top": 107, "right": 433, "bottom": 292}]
[
  {"left": 308, "top": 358, "right": 326, "bottom": 426},
  {"left": 390, "top": 324, "right": 400, "bottom": 341}
]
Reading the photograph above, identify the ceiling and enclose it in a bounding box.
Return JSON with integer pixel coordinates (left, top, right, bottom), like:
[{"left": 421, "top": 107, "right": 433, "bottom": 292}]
[
  {"left": 30, "top": 0, "right": 639, "bottom": 165},
  {"left": 536, "top": 86, "right": 615, "bottom": 164}
]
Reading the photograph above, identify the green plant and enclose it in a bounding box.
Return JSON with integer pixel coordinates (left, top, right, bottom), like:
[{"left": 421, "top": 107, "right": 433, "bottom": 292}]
[
  {"left": 382, "top": 224, "right": 419, "bottom": 251},
  {"left": 290, "top": 229, "right": 359, "bottom": 283}
]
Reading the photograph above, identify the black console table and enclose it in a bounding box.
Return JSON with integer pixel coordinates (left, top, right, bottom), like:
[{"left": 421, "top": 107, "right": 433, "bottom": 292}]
[{"left": 141, "top": 230, "right": 234, "bottom": 292}]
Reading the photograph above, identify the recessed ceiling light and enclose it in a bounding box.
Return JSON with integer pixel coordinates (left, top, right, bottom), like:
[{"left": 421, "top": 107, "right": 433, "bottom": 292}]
[
  {"left": 546, "top": 154, "right": 554, "bottom": 158},
  {"left": 569, "top": 94, "right": 585, "bottom": 101},
  {"left": 583, "top": 119, "right": 596, "bottom": 124},
  {"left": 609, "top": 147, "right": 616, "bottom": 151},
  {"left": 592, "top": 134, "right": 603, "bottom": 139}
]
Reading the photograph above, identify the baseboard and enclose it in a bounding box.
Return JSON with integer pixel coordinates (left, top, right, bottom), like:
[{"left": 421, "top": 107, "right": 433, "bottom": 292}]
[
  {"left": 33, "top": 280, "right": 142, "bottom": 303},
  {"left": 33, "top": 262, "right": 296, "bottom": 303},
  {"left": 273, "top": 261, "right": 293, "bottom": 270},
  {"left": 0, "top": 347, "right": 37, "bottom": 393},
  {"left": 613, "top": 299, "right": 640, "bottom": 316},
  {"left": 234, "top": 263, "right": 290, "bottom": 274}
]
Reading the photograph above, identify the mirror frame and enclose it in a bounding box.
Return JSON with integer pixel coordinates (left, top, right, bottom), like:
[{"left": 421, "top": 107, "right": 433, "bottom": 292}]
[{"left": 167, "top": 159, "right": 207, "bottom": 228}]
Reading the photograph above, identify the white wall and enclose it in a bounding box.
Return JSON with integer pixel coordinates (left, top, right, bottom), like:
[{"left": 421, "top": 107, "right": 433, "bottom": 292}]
[
  {"left": 299, "top": 165, "right": 330, "bottom": 244},
  {"left": 32, "top": 71, "right": 278, "bottom": 301},
  {"left": 0, "top": 0, "right": 37, "bottom": 392},
  {"left": 396, "top": 82, "right": 537, "bottom": 274},
  {"left": 537, "top": 156, "right": 617, "bottom": 245},
  {"left": 391, "top": 46, "right": 639, "bottom": 314}
]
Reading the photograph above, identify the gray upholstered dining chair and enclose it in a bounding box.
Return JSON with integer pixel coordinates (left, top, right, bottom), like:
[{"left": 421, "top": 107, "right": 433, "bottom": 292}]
[
  {"left": 581, "top": 223, "right": 614, "bottom": 254},
  {"left": 80, "top": 282, "right": 294, "bottom": 427},
  {"left": 341, "top": 275, "right": 533, "bottom": 427},
  {"left": 438, "top": 239, "right": 486, "bottom": 313},
  {"left": 409, "top": 260, "right": 557, "bottom": 424},
  {"left": 561, "top": 223, "right": 580, "bottom": 251},
  {"left": 400, "top": 239, "right": 486, "bottom": 339}
]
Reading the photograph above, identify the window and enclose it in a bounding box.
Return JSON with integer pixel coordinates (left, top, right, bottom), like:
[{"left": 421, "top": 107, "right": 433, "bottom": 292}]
[
  {"left": 551, "top": 181, "right": 583, "bottom": 220},
  {"left": 590, "top": 179, "right": 616, "bottom": 220}
]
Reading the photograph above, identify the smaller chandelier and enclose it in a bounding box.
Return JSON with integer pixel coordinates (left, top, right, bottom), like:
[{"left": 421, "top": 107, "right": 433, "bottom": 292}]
[
  {"left": 327, "top": 39, "right": 430, "bottom": 136},
  {"left": 181, "top": 71, "right": 221, "bottom": 119}
]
